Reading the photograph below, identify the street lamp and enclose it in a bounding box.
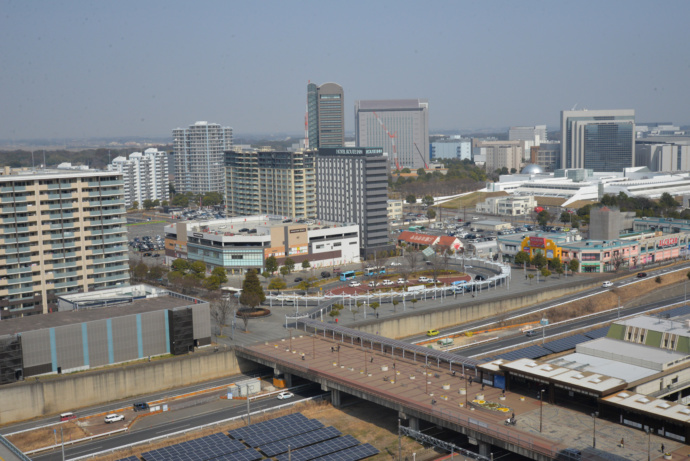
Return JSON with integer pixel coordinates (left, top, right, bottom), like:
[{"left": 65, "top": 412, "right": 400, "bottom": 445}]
[
  {"left": 592, "top": 411, "right": 599, "bottom": 448},
  {"left": 539, "top": 389, "right": 546, "bottom": 432},
  {"left": 645, "top": 427, "right": 651, "bottom": 461}
]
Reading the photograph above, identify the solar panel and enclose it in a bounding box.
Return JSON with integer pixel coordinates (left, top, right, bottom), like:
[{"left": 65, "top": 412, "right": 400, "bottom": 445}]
[
  {"left": 116, "top": 457, "right": 140, "bottom": 461},
  {"left": 663, "top": 305, "right": 690, "bottom": 318},
  {"left": 261, "top": 426, "right": 342, "bottom": 457},
  {"left": 141, "top": 432, "right": 245, "bottom": 461},
  {"left": 495, "top": 345, "right": 551, "bottom": 362},
  {"left": 276, "top": 435, "right": 359, "bottom": 461},
  {"left": 584, "top": 326, "right": 609, "bottom": 339},
  {"left": 212, "top": 448, "right": 263, "bottom": 461},
  {"left": 542, "top": 334, "right": 590, "bottom": 353},
  {"left": 315, "top": 443, "right": 379, "bottom": 461},
  {"left": 244, "top": 418, "right": 324, "bottom": 447},
  {"left": 229, "top": 413, "right": 308, "bottom": 441}
]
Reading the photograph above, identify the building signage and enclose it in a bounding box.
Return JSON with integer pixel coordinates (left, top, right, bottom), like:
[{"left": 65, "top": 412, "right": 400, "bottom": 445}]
[
  {"left": 529, "top": 237, "right": 545, "bottom": 248},
  {"left": 319, "top": 147, "right": 384, "bottom": 156},
  {"left": 289, "top": 228, "right": 306, "bottom": 234},
  {"left": 193, "top": 233, "right": 203, "bottom": 238},
  {"left": 657, "top": 237, "right": 679, "bottom": 248}
]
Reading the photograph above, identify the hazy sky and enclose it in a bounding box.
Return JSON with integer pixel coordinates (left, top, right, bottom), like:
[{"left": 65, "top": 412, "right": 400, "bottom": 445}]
[{"left": 2, "top": 0, "right": 689, "bottom": 141}]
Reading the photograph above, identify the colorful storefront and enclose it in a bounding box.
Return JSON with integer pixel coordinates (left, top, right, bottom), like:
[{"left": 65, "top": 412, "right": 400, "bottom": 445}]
[
  {"left": 560, "top": 240, "right": 638, "bottom": 273},
  {"left": 519, "top": 235, "right": 562, "bottom": 261}
]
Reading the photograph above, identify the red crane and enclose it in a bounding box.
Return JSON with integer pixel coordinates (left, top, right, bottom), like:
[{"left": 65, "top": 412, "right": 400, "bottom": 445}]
[{"left": 373, "top": 111, "right": 401, "bottom": 170}]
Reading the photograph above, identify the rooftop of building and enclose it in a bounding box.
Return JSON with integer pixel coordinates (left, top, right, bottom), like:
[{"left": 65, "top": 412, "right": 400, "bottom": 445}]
[
  {"left": 0, "top": 167, "right": 120, "bottom": 180},
  {"left": 497, "top": 231, "right": 581, "bottom": 244},
  {"left": 576, "top": 337, "right": 689, "bottom": 372},
  {"left": 614, "top": 315, "right": 690, "bottom": 338},
  {"left": 0, "top": 289, "right": 197, "bottom": 337},
  {"left": 166, "top": 215, "right": 355, "bottom": 238},
  {"left": 559, "top": 239, "right": 637, "bottom": 250},
  {"left": 603, "top": 391, "right": 690, "bottom": 424},
  {"left": 356, "top": 99, "right": 427, "bottom": 110},
  {"left": 548, "top": 352, "right": 658, "bottom": 383}
]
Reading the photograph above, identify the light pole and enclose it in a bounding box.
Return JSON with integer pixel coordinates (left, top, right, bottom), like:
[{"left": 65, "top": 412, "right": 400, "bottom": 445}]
[
  {"left": 592, "top": 411, "right": 598, "bottom": 448},
  {"left": 645, "top": 427, "right": 651, "bottom": 461},
  {"left": 539, "top": 389, "right": 545, "bottom": 432},
  {"left": 617, "top": 295, "right": 621, "bottom": 319}
]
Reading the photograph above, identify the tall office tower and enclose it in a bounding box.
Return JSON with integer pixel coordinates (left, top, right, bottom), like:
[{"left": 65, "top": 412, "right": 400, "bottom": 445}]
[
  {"left": 316, "top": 147, "right": 391, "bottom": 257},
  {"left": 561, "top": 109, "right": 635, "bottom": 172},
  {"left": 225, "top": 149, "right": 317, "bottom": 219},
  {"left": 307, "top": 82, "right": 345, "bottom": 148},
  {"left": 0, "top": 168, "right": 129, "bottom": 318},
  {"left": 431, "top": 138, "right": 472, "bottom": 161},
  {"left": 509, "top": 125, "right": 548, "bottom": 144},
  {"left": 476, "top": 140, "right": 524, "bottom": 172},
  {"left": 108, "top": 148, "right": 169, "bottom": 209},
  {"left": 173, "top": 121, "right": 233, "bottom": 194},
  {"left": 355, "top": 99, "right": 429, "bottom": 170}
]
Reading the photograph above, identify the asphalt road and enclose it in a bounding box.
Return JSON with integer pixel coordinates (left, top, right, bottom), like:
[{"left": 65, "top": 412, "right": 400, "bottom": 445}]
[{"left": 31, "top": 386, "right": 324, "bottom": 461}]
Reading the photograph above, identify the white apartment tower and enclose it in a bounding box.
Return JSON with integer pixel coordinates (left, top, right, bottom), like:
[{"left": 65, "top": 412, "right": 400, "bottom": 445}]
[
  {"left": 108, "top": 148, "right": 169, "bottom": 209},
  {"left": 173, "top": 121, "right": 233, "bottom": 194}
]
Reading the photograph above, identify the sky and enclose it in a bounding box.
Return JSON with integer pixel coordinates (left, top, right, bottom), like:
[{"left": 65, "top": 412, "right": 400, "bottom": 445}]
[{"left": 1, "top": 0, "right": 690, "bottom": 141}]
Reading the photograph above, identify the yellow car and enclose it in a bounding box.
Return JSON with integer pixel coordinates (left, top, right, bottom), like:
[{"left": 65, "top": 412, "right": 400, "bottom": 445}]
[{"left": 426, "top": 329, "right": 440, "bottom": 337}]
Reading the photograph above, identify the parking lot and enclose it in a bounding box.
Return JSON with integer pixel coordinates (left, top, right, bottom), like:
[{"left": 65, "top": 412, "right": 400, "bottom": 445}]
[{"left": 125, "top": 218, "right": 172, "bottom": 264}]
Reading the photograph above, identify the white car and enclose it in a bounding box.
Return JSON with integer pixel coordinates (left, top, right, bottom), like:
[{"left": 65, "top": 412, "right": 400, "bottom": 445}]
[
  {"left": 602, "top": 281, "right": 613, "bottom": 288},
  {"left": 348, "top": 281, "right": 361, "bottom": 287},
  {"left": 277, "top": 391, "right": 294, "bottom": 400},
  {"left": 389, "top": 262, "right": 402, "bottom": 266},
  {"left": 382, "top": 280, "right": 394, "bottom": 286},
  {"left": 104, "top": 414, "right": 125, "bottom": 424},
  {"left": 397, "top": 278, "right": 406, "bottom": 284},
  {"left": 418, "top": 276, "right": 430, "bottom": 283},
  {"left": 367, "top": 281, "right": 378, "bottom": 287}
]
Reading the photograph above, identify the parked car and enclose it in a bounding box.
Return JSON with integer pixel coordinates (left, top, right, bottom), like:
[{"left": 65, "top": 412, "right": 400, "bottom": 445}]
[
  {"left": 367, "top": 281, "right": 379, "bottom": 287},
  {"left": 637, "top": 272, "right": 648, "bottom": 278},
  {"left": 321, "top": 271, "right": 331, "bottom": 278},
  {"left": 348, "top": 281, "right": 361, "bottom": 287},
  {"left": 277, "top": 391, "right": 294, "bottom": 400},
  {"left": 397, "top": 278, "right": 406, "bottom": 284},
  {"left": 143, "top": 252, "right": 152, "bottom": 257},
  {"left": 389, "top": 261, "right": 402, "bottom": 266},
  {"left": 104, "top": 414, "right": 125, "bottom": 423},
  {"left": 418, "top": 276, "right": 430, "bottom": 283},
  {"left": 602, "top": 281, "right": 613, "bottom": 288},
  {"left": 382, "top": 280, "right": 394, "bottom": 286},
  {"left": 294, "top": 277, "right": 303, "bottom": 283},
  {"left": 475, "top": 274, "right": 486, "bottom": 281},
  {"left": 153, "top": 254, "right": 160, "bottom": 258}
]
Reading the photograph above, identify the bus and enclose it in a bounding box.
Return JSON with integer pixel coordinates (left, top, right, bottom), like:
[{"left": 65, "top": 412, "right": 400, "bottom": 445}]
[
  {"left": 339, "top": 270, "right": 356, "bottom": 281},
  {"left": 364, "top": 266, "right": 386, "bottom": 276}
]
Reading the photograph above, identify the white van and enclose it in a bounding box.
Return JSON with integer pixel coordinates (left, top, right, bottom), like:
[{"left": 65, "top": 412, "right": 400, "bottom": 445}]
[{"left": 104, "top": 414, "right": 125, "bottom": 423}]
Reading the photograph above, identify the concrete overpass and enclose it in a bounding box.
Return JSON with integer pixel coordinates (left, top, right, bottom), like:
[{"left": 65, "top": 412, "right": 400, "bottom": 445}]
[{"left": 236, "top": 320, "right": 573, "bottom": 461}]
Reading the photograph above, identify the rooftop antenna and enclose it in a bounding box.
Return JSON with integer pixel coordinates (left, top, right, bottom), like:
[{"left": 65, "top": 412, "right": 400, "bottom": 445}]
[
  {"left": 31, "top": 151, "right": 35, "bottom": 170},
  {"left": 43, "top": 150, "right": 46, "bottom": 169},
  {"left": 571, "top": 103, "right": 578, "bottom": 111}
]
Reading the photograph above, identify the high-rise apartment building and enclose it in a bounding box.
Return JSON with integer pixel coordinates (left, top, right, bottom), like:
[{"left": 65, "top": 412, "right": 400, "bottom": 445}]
[
  {"left": 561, "top": 109, "right": 635, "bottom": 172},
  {"left": 173, "top": 121, "right": 233, "bottom": 194},
  {"left": 307, "top": 82, "right": 345, "bottom": 149},
  {"left": 0, "top": 168, "right": 129, "bottom": 318},
  {"left": 355, "top": 99, "right": 429, "bottom": 170},
  {"left": 431, "top": 138, "right": 472, "bottom": 161},
  {"left": 316, "top": 147, "right": 391, "bottom": 257},
  {"left": 476, "top": 140, "right": 524, "bottom": 172},
  {"left": 509, "top": 125, "right": 548, "bottom": 144},
  {"left": 108, "top": 148, "right": 169, "bottom": 209},
  {"left": 225, "top": 149, "right": 317, "bottom": 219}
]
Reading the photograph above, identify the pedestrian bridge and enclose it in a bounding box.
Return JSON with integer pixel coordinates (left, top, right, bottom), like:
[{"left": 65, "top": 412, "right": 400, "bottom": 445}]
[{"left": 235, "top": 320, "right": 573, "bottom": 461}]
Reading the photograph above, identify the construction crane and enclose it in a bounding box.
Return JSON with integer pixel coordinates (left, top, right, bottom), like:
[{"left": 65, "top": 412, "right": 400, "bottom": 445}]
[
  {"left": 373, "top": 111, "right": 401, "bottom": 170},
  {"left": 414, "top": 142, "right": 429, "bottom": 169}
]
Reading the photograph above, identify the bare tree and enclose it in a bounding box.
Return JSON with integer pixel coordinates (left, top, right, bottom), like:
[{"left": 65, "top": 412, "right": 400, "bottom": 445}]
[
  {"left": 211, "top": 296, "right": 237, "bottom": 338},
  {"left": 237, "top": 311, "right": 251, "bottom": 332},
  {"left": 404, "top": 247, "right": 421, "bottom": 274},
  {"left": 611, "top": 251, "right": 624, "bottom": 271}
]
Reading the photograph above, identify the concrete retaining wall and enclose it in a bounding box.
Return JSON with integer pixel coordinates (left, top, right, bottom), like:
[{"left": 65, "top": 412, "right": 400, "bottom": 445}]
[
  {"left": 353, "top": 278, "right": 601, "bottom": 339},
  {"left": 0, "top": 348, "right": 257, "bottom": 425}
]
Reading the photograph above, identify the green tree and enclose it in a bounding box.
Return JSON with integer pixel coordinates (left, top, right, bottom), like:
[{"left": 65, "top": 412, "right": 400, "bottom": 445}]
[
  {"left": 162, "top": 200, "right": 169, "bottom": 207},
  {"left": 240, "top": 269, "right": 266, "bottom": 311},
  {"left": 301, "top": 260, "right": 311, "bottom": 271},
  {"left": 537, "top": 210, "right": 550, "bottom": 227},
  {"left": 510, "top": 168, "right": 517, "bottom": 174},
  {"left": 190, "top": 261, "right": 207, "bottom": 279},
  {"left": 148, "top": 264, "right": 164, "bottom": 281},
  {"left": 203, "top": 275, "right": 222, "bottom": 291},
  {"left": 142, "top": 199, "right": 155, "bottom": 210},
  {"left": 426, "top": 209, "right": 436, "bottom": 220},
  {"left": 568, "top": 258, "right": 580, "bottom": 273},
  {"left": 541, "top": 267, "right": 551, "bottom": 278},
  {"left": 134, "top": 261, "right": 148, "bottom": 280},
  {"left": 265, "top": 255, "right": 278, "bottom": 274},
  {"left": 202, "top": 191, "right": 223, "bottom": 207},
  {"left": 131, "top": 200, "right": 139, "bottom": 210},
  {"left": 392, "top": 299, "right": 399, "bottom": 312},
  {"left": 171, "top": 194, "right": 189, "bottom": 207},
  {"left": 659, "top": 192, "right": 679, "bottom": 208},
  {"left": 422, "top": 195, "right": 435, "bottom": 207},
  {"left": 284, "top": 258, "right": 296, "bottom": 274},
  {"left": 531, "top": 251, "right": 547, "bottom": 270},
  {"left": 370, "top": 302, "right": 380, "bottom": 316},
  {"left": 655, "top": 275, "right": 662, "bottom": 284},
  {"left": 329, "top": 304, "right": 342, "bottom": 322},
  {"left": 559, "top": 211, "right": 572, "bottom": 224},
  {"left": 406, "top": 194, "right": 417, "bottom": 204},
  {"left": 211, "top": 266, "right": 228, "bottom": 284},
  {"left": 171, "top": 258, "right": 190, "bottom": 274},
  {"left": 514, "top": 251, "right": 530, "bottom": 266},
  {"left": 687, "top": 271, "right": 690, "bottom": 281},
  {"left": 280, "top": 266, "right": 289, "bottom": 278},
  {"left": 528, "top": 273, "right": 535, "bottom": 284},
  {"left": 268, "top": 277, "right": 287, "bottom": 291},
  {"left": 261, "top": 270, "right": 271, "bottom": 280},
  {"left": 152, "top": 199, "right": 160, "bottom": 207}
]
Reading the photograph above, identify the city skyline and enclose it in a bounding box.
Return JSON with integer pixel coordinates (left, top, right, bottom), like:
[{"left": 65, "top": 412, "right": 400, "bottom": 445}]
[{"left": 1, "top": 0, "right": 689, "bottom": 141}]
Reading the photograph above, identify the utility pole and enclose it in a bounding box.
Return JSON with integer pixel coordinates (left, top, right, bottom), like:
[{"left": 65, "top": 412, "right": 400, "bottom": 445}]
[
  {"left": 246, "top": 395, "right": 251, "bottom": 425},
  {"left": 539, "top": 389, "right": 545, "bottom": 432},
  {"left": 398, "top": 419, "right": 402, "bottom": 461},
  {"left": 60, "top": 426, "right": 65, "bottom": 461}
]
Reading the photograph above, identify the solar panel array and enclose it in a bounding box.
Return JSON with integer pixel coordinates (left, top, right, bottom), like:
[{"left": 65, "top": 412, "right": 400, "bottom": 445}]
[
  {"left": 542, "top": 334, "right": 591, "bottom": 353},
  {"left": 212, "top": 449, "right": 263, "bottom": 461},
  {"left": 315, "top": 443, "right": 379, "bottom": 461},
  {"left": 116, "top": 457, "right": 140, "bottom": 461},
  {"left": 276, "top": 435, "right": 360, "bottom": 461},
  {"left": 496, "top": 345, "right": 551, "bottom": 361},
  {"left": 261, "top": 426, "right": 342, "bottom": 457},
  {"left": 229, "top": 413, "right": 308, "bottom": 443},
  {"left": 141, "top": 432, "right": 245, "bottom": 461},
  {"left": 663, "top": 305, "right": 690, "bottom": 318},
  {"left": 584, "top": 326, "right": 609, "bottom": 339}
]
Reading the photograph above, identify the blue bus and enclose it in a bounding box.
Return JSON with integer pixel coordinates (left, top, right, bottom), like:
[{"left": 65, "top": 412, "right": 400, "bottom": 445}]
[
  {"left": 364, "top": 266, "right": 386, "bottom": 276},
  {"left": 339, "top": 270, "right": 356, "bottom": 281}
]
